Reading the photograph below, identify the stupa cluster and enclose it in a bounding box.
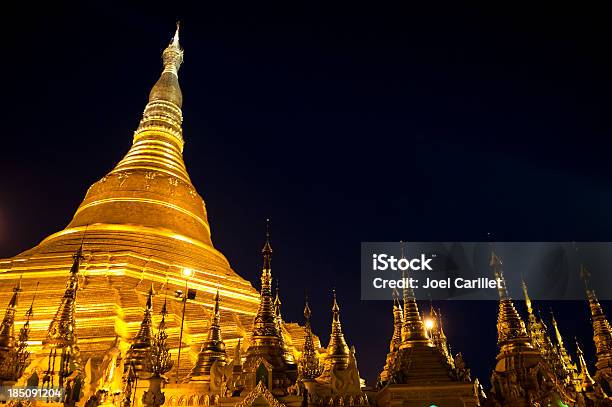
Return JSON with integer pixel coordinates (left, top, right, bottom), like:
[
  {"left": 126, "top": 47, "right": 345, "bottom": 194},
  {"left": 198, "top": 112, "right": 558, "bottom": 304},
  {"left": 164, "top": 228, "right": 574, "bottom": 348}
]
[{"left": 0, "top": 26, "right": 611, "bottom": 407}]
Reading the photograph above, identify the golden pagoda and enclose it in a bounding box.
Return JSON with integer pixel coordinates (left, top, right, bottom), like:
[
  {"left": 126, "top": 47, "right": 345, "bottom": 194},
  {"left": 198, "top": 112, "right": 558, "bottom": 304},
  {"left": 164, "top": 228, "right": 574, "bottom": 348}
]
[
  {"left": 488, "top": 251, "right": 571, "bottom": 406},
  {"left": 241, "top": 227, "right": 297, "bottom": 393},
  {"left": 586, "top": 282, "right": 612, "bottom": 396},
  {"left": 0, "top": 24, "right": 261, "bottom": 382}
]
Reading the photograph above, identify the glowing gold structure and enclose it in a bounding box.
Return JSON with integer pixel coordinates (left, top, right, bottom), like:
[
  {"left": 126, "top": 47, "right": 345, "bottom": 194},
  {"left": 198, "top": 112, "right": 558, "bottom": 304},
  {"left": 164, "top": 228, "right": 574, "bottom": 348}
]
[
  {"left": 375, "top": 269, "right": 480, "bottom": 407},
  {"left": 0, "top": 25, "right": 263, "bottom": 381},
  {"left": 4, "top": 22, "right": 612, "bottom": 407}
]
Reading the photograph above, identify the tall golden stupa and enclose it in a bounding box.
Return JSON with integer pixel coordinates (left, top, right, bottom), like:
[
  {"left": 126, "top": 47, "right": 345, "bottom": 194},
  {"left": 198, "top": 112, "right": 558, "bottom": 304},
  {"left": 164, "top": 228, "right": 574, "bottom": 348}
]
[{"left": 0, "top": 25, "right": 261, "bottom": 378}]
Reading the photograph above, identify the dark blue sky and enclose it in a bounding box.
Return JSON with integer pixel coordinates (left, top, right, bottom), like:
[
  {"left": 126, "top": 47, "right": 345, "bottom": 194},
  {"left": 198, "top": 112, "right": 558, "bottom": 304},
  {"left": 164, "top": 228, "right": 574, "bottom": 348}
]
[{"left": 1, "top": 1, "right": 611, "bottom": 385}]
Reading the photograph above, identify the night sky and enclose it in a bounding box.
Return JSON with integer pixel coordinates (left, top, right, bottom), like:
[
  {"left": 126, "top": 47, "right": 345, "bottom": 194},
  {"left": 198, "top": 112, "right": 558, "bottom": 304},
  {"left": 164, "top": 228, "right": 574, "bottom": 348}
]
[{"left": 1, "top": 2, "right": 612, "bottom": 386}]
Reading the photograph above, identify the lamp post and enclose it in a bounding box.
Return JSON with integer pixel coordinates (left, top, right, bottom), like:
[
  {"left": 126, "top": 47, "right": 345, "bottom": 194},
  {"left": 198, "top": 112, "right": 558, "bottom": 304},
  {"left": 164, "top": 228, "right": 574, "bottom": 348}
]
[{"left": 175, "top": 267, "right": 194, "bottom": 383}]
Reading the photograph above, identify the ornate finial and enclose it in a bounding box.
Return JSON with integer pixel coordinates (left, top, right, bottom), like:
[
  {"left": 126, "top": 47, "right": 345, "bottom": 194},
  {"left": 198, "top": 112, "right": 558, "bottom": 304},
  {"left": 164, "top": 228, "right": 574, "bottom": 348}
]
[
  {"left": 161, "top": 297, "right": 168, "bottom": 318},
  {"left": 575, "top": 339, "right": 596, "bottom": 390},
  {"left": 332, "top": 288, "right": 341, "bottom": 314},
  {"left": 0, "top": 278, "right": 23, "bottom": 352},
  {"left": 44, "top": 247, "right": 82, "bottom": 348},
  {"left": 521, "top": 276, "right": 533, "bottom": 316},
  {"left": 580, "top": 264, "right": 593, "bottom": 293},
  {"left": 389, "top": 289, "right": 403, "bottom": 352},
  {"left": 145, "top": 295, "right": 173, "bottom": 377},
  {"left": 550, "top": 310, "right": 570, "bottom": 359},
  {"left": 125, "top": 285, "right": 155, "bottom": 377},
  {"left": 252, "top": 222, "right": 280, "bottom": 341},
  {"left": 490, "top": 251, "right": 530, "bottom": 346},
  {"left": 327, "top": 289, "right": 350, "bottom": 369},
  {"left": 162, "top": 23, "right": 184, "bottom": 75},
  {"left": 172, "top": 21, "right": 180, "bottom": 48},
  {"left": 304, "top": 296, "right": 312, "bottom": 321},
  {"left": 188, "top": 288, "right": 227, "bottom": 381},
  {"left": 71, "top": 244, "right": 85, "bottom": 275},
  {"left": 299, "top": 296, "right": 322, "bottom": 380},
  {"left": 26, "top": 282, "right": 39, "bottom": 320},
  {"left": 262, "top": 219, "right": 273, "bottom": 269},
  {"left": 490, "top": 250, "right": 508, "bottom": 300},
  {"left": 274, "top": 281, "right": 281, "bottom": 307}
]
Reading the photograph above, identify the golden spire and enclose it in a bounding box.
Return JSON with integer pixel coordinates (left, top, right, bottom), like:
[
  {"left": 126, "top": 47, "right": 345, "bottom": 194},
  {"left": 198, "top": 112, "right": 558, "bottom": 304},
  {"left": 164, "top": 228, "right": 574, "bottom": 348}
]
[
  {"left": 299, "top": 296, "right": 322, "bottom": 380},
  {"left": 583, "top": 270, "right": 612, "bottom": 381},
  {"left": 145, "top": 296, "right": 173, "bottom": 377},
  {"left": 521, "top": 276, "right": 533, "bottom": 317},
  {"left": 389, "top": 289, "right": 403, "bottom": 352},
  {"left": 326, "top": 289, "right": 350, "bottom": 369},
  {"left": 252, "top": 220, "right": 280, "bottom": 341},
  {"left": 0, "top": 278, "right": 22, "bottom": 352},
  {"left": 135, "top": 285, "right": 155, "bottom": 345},
  {"left": 490, "top": 250, "right": 530, "bottom": 346},
  {"left": 550, "top": 311, "right": 575, "bottom": 373},
  {"left": 44, "top": 246, "right": 84, "bottom": 348},
  {"left": 575, "top": 340, "right": 596, "bottom": 391},
  {"left": 0, "top": 280, "right": 36, "bottom": 383},
  {"left": 125, "top": 285, "right": 155, "bottom": 376},
  {"left": 399, "top": 243, "right": 428, "bottom": 344},
  {"left": 189, "top": 289, "right": 227, "bottom": 380},
  {"left": 233, "top": 339, "right": 243, "bottom": 368},
  {"left": 274, "top": 285, "right": 295, "bottom": 365},
  {"left": 65, "top": 23, "right": 218, "bottom": 246}
]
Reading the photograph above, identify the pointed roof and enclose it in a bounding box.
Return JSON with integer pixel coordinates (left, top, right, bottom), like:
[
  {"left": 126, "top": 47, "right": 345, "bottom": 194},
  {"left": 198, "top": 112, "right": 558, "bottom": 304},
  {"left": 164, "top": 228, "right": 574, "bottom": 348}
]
[
  {"left": 44, "top": 247, "right": 83, "bottom": 348},
  {"left": 576, "top": 340, "right": 596, "bottom": 391},
  {"left": 252, "top": 221, "right": 280, "bottom": 340},
  {"left": 189, "top": 289, "right": 227, "bottom": 380},
  {"left": 585, "top": 284, "right": 612, "bottom": 375},
  {"left": 490, "top": 250, "right": 531, "bottom": 347},
  {"left": 326, "top": 289, "right": 350, "bottom": 366},
  {"left": 389, "top": 289, "right": 403, "bottom": 352},
  {"left": 133, "top": 285, "right": 155, "bottom": 346},
  {"left": 262, "top": 219, "right": 273, "bottom": 270},
  {"left": 125, "top": 285, "right": 155, "bottom": 376},
  {"left": 0, "top": 278, "right": 22, "bottom": 351},
  {"left": 299, "top": 297, "right": 322, "bottom": 380}
]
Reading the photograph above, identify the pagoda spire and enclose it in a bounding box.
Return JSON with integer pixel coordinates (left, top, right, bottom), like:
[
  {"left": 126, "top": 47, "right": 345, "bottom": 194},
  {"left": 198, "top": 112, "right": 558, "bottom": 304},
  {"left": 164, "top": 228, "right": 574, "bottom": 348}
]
[
  {"left": 274, "top": 284, "right": 295, "bottom": 365},
  {"left": 45, "top": 246, "right": 83, "bottom": 348},
  {"left": 125, "top": 285, "right": 155, "bottom": 376},
  {"left": 521, "top": 277, "right": 534, "bottom": 318},
  {"left": 550, "top": 311, "right": 576, "bottom": 374},
  {"left": 399, "top": 242, "right": 428, "bottom": 344},
  {"left": 145, "top": 297, "right": 173, "bottom": 377},
  {"left": 64, "top": 23, "right": 220, "bottom": 247},
  {"left": 389, "top": 289, "right": 403, "bottom": 353},
  {"left": 583, "top": 270, "right": 612, "bottom": 391},
  {"left": 298, "top": 297, "right": 322, "bottom": 380},
  {"left": 42, "top": 246, "right": 84, "bottom": 390},
  {"left": 189, "top": 289, "right": 227, "bottom": 381},
  {"left": 0, "top": 278, "right": 22, "bottom": 352},
  {"left": 326, "top": 289, "right": 350, "bottom": 370},
  {"left": 576, "top": 340, "right": 596, "bottom": 391},
  {"left": 252, "top": 219, "right": 280, "bottom": 341},
  {"left": 490, "top": 251, "right": 530, "bottom": 346},
  {"left": 111, "top": 22, "right": 186, "bottom": 179}
]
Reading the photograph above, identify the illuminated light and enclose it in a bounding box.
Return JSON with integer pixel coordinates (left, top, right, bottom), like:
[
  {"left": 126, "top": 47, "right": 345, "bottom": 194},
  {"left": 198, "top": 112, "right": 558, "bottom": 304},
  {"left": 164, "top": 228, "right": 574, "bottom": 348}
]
[
  {"left": 182, "top": 268, "right": 194, "bottom": 278},
  {"left": 424, "top": 318, "right": 435, "bottom": 330}
]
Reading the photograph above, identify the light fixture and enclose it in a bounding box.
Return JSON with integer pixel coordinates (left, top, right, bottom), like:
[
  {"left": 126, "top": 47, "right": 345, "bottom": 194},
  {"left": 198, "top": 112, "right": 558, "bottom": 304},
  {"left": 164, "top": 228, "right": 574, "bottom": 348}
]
[
  {"left": 182, "top": 268, "right": 194, "bottom": 278},
  {"left": 424, "top": 317, "right": 435, "bottom": 330}
]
